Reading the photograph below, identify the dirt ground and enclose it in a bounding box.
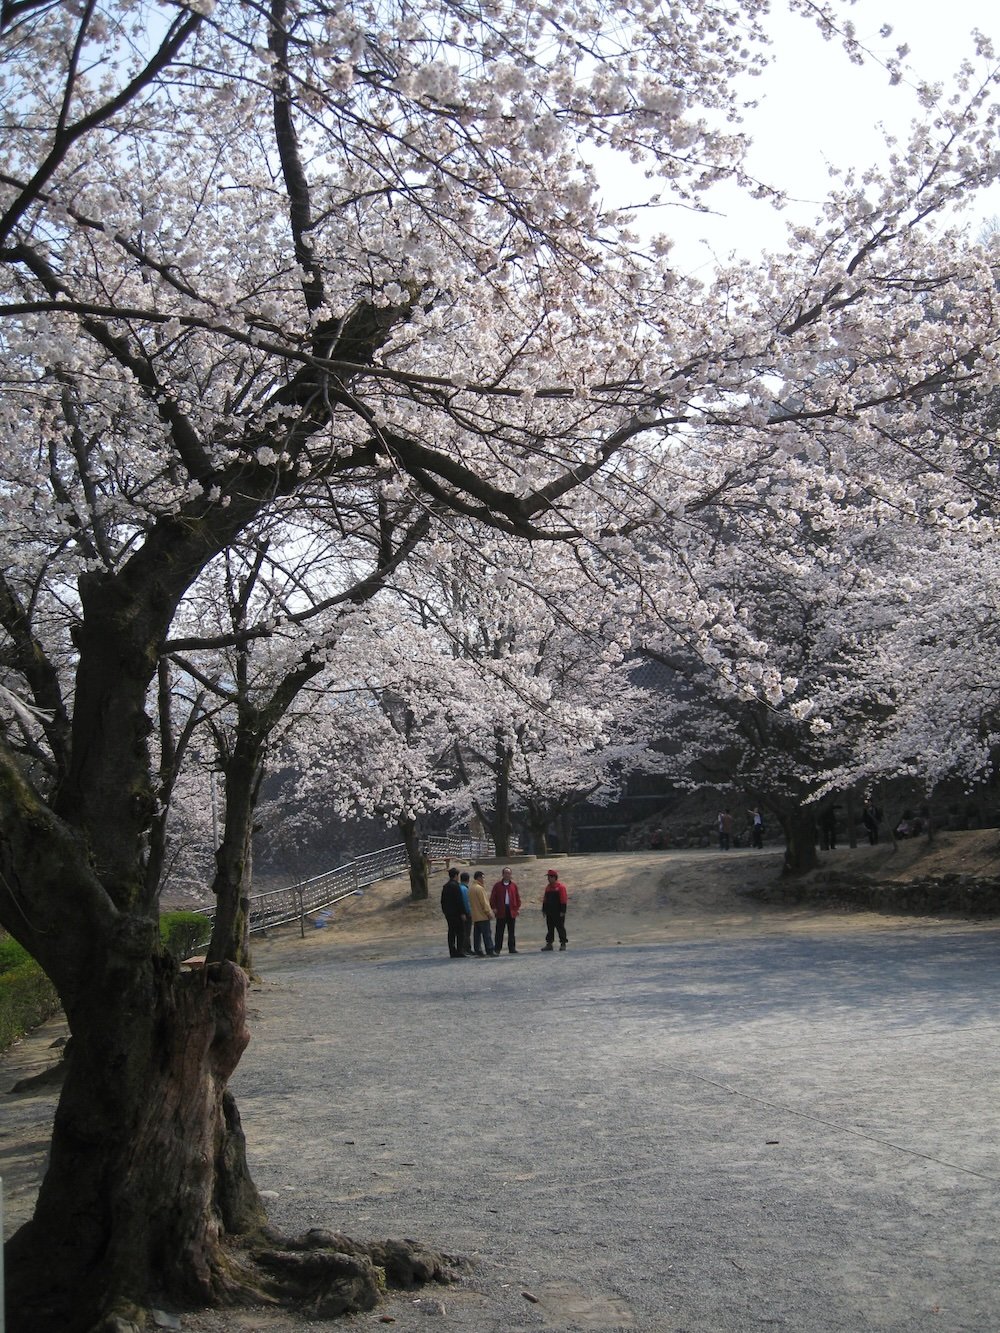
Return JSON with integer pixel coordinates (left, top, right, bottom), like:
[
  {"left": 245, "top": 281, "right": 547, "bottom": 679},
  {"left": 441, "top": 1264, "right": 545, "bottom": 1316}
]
[
  {"left": 279, "top": 829, "right": 1000, "bottom": 962},
  {"left": 3, "top": 832, "right": 999, "bottom": 1332}
]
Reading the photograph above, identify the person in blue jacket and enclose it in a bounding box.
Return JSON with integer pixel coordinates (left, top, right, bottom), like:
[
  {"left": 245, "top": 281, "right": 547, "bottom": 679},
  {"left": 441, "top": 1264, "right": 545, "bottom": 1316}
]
[{"left": 458, "top": 870, "right": 475, "bottom": 954}]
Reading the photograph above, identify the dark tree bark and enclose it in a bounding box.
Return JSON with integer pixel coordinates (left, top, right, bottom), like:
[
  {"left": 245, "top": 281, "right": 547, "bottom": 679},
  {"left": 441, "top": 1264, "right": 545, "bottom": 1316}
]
[
  {"left": 0, "top": 519, "right": 458, "bottom": 1331},
  {"left": 477, "top": 732, "right": 513, "bottom": 857},
  {"left": 0, "top": 496, "right": 279, "bottom": 1332},
  {"left": 779, "top": 803, "right": 819, "bottom": 876},
  {"left": 400, "top": 814, "right": 429, "bottom": 900},
  {"left": 527, "top": 806, "right": 550, "bottom": 858},
  {"left": 5, "top": 958, "right": 261, "bottom": 1332},
  {"left": 208, "top": 731, "right": 264, "bottom": 970},
  {"left": 494, "top": 738, "right": 513, "bottom": 856},
  {"left": 0, "top": 692, "right": 271, "bottom": 1333}
]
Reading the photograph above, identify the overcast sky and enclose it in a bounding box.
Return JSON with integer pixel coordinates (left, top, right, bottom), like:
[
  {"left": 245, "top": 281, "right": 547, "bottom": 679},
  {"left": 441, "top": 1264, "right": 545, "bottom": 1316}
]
[{"left": 604, "top": 0, "right": 999, "bottom": 274}]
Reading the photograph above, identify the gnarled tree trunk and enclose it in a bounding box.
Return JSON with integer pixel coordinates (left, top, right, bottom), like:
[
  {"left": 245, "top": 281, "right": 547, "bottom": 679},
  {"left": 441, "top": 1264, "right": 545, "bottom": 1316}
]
[
  {"left": 5, "top": 944, "right": 453, "bottom": 1333},
  {"left": 6, "top": 949, "right": 263, "bottom": 1333}
]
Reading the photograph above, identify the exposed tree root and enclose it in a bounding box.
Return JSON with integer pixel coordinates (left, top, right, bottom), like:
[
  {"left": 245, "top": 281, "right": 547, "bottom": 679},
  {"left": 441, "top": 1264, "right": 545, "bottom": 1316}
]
[
  {"left": 10, "top": 1218, "right": 459, "bottom": 1333},
  {"left": 249, "top": 1229, "right": 460, "bottom": 1319},
  {"left": 108, "top": 1231, "right": 461, "bottom": 1331}
]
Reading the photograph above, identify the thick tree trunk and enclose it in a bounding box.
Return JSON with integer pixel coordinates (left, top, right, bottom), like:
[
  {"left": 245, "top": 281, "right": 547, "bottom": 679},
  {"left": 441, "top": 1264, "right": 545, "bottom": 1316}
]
[
  {"left": 2, "top": 845, "right": 455, "bottom": 1333},
  {"left": 491, "top": 735, "right": 513, "bottom": 858},
  {"left": 780, "top": 804, "right": 819, "bottom": 876},
  {"left": 5, "top": 955, "right": 265, "bottom": 1333},
  {"left": 528, "top": 813, "right": 549, "bottom": 858},
  {"left": 399, "top": 815, "right": 429, "bottom": 900}
]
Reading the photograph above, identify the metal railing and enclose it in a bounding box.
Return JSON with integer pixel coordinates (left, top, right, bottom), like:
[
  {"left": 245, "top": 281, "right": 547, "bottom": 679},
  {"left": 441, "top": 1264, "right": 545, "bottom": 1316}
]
[
  {"left": 199, "top": 830, "right": 520, "bottom": 939},
  {"left": 421, "top": 833, "right": 513, "bottom": 863},
  {"left": 243, "top": 849, "right": 408, "bottom": 939}
]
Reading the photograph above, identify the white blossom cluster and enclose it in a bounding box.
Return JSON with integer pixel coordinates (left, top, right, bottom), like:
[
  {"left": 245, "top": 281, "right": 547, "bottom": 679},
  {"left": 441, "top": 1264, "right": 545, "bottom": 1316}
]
[{"left": 1, "top": 0, "right": 1000, "bottom": 903}]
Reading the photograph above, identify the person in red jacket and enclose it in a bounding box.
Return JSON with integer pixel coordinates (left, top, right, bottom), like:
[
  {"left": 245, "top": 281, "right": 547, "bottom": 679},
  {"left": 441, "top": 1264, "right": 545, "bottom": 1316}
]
[
  {"left": 489, "top": 867, "right": 521, "bottom": 954},
  {"left": 540, "top": 869, "right": 569, "bottom": 951}
]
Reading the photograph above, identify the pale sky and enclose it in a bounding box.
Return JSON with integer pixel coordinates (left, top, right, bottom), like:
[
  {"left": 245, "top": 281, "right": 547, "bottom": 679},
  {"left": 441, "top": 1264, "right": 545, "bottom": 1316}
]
[{"left": 605, "top": 0, "right": 999, "bottom": 274}]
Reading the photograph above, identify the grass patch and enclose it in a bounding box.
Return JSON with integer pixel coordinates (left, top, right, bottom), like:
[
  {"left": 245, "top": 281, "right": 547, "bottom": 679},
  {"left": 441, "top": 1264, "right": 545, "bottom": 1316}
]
[{"left": 0, "top": 935, "right": 33, "bottom": 973}]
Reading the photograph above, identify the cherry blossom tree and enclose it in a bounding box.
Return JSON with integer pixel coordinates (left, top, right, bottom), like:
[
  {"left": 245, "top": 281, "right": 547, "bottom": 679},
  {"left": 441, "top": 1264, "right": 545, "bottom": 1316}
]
[
  {"left": 272, "top": 535, "right": 660, "bottom": 872},
  {"left": 267, "top": 598, "right": 466, "bottom": 899},
  {"left": 162, "top": 501, "right": 432, "bottom": 955},
  {"left": 268, "top": 536, "right": 652, "bottom": 873},
  {"left": 631, "top": 504, "right": 865, "bottom": 873},
  {"left": 417, "top": 537, "right": 656, "bottom": 856},
  {"left": 627, "top": 308, "right": 1000, "bottom": 868},
  {"left": 787, "top": 408, "right": 1000, "bottom": 810},
  {"left": 2, "top": 0, "right": 1000, "bottom": 1329}
]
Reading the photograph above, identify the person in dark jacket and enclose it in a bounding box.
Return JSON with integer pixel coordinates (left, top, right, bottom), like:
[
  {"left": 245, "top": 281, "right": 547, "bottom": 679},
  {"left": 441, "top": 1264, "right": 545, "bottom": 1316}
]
[
  {"left": 540, "top": 869, "right": 569, "bottom": 951},
  {"left": 440, "top": 868, "right": 469, "bottom": 958}
]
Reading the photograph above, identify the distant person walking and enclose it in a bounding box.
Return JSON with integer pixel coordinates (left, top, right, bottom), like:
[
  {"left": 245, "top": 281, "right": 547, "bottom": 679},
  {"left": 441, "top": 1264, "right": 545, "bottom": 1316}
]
[
  {"left": 490, "top": 867, "right": 521, "bottom": 954},
  {"left": 540, "top": 869, "right": 569, "bottom": 951},
  {"left": 440, "top": 868, "right": 469, "bottom": 959},
  {"left": 718, "top": 810, "right": 733, "bottom": 850},
  {"left": 470, "top": 870, "right": 496, "bottom": 956}
]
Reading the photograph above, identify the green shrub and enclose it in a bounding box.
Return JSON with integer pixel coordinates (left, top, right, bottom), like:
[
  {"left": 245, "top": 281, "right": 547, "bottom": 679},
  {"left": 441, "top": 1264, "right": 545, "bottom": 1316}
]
[
  {"left": 159, "top": 910, "right": 212, "bottom": 962},
  {"left": 0, "top": 957, "right": 60, "bottom": 1052},
  {"left": 0, "top": 913, "right": 210, "bottom": 1053}
]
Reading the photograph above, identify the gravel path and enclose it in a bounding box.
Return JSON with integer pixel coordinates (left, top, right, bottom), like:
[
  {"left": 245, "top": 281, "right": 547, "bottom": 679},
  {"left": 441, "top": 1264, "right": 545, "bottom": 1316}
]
[
  {"left": 230, "top": 915, "right": 1000, "bottom": 1332},
  {"left": 4, "top": 850, "right": 1000, "bottom": 1332}
]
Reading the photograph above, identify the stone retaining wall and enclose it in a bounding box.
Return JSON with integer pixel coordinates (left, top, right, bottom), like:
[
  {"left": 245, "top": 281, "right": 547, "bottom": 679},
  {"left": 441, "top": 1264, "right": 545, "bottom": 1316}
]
[{"left": 753, "top": 871, "right": 1000, "bottom": 917}]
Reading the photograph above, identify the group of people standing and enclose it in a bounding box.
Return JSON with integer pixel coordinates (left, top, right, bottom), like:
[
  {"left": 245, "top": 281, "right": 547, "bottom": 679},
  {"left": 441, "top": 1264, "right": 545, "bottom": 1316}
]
[
  {"left": 717, "top": 807, "right": 765, "bottom": 850},
  {"left": 440, "top": 865, "right": 569, "bottom": 958}
]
